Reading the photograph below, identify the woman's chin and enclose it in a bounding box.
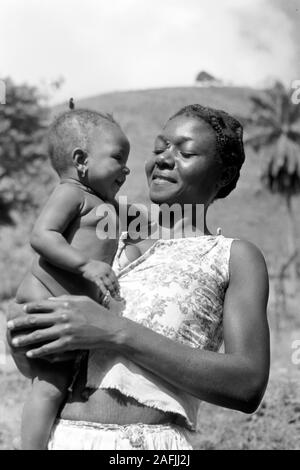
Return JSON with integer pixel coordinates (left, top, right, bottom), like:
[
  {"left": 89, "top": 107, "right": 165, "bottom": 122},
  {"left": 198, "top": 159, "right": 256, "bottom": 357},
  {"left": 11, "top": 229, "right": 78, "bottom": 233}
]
[{"left": 149, "top": 190, "right": 176, "bottom": 205}]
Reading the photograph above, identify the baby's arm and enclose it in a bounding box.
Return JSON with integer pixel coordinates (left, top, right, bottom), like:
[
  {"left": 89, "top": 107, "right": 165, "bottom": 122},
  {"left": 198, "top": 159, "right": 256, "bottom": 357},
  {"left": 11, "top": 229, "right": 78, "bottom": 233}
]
[
  {"left": 31, "top": 184, "right": 119, "bottom": 297},
  {"left": 30, "top": 184, "right": 89, "bottom": 272}
]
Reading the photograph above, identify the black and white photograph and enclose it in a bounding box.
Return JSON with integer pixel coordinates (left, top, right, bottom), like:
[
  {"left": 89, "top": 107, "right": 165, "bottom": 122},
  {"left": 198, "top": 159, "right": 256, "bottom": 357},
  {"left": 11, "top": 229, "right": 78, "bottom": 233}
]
[{"left": 0, "top": 0, "right": 300, "bottom": 452}]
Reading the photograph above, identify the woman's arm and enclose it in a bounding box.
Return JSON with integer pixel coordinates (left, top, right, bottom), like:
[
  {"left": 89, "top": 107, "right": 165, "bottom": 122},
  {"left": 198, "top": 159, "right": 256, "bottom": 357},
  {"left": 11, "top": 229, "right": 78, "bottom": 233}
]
[{"left": 7, "top": 240, "right": 270, "bottom": 413}]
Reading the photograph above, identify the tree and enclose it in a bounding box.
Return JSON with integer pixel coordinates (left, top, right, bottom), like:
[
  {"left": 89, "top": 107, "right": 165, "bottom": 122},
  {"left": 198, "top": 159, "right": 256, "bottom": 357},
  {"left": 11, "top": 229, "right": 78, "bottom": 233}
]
[
  {"left": 244, "top": 82, "right": 300, "bottom": 296},
  {"left": 0, "top": 78, "right": 54, "bottom": 224}
]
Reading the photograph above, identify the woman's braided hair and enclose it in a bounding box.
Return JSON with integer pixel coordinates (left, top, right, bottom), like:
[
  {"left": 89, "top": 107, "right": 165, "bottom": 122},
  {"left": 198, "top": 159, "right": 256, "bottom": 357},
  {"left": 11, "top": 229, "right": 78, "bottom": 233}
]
[{"left": 170, "top": 104, "right": 246, "bottom": 201}]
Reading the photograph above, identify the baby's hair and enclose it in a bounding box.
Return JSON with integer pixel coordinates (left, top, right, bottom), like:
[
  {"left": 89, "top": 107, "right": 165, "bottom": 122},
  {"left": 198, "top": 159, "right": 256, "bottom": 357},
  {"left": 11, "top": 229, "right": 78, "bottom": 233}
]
[
  {"left": 47, "top": 108, "right": 119, "bottom": 175},
  {"left": 169, "top": 104, "right": 245, "bottom": 201}
]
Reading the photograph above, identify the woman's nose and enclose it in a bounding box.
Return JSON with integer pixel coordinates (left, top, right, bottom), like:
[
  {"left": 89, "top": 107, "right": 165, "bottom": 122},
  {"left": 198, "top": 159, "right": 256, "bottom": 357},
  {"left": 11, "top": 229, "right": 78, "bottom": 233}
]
[
  {"left": 122, "top": 166, "right": 130, "bottom": 175},
  {"left": 155, "top": 148, "right": 175, "bottom": 168}
]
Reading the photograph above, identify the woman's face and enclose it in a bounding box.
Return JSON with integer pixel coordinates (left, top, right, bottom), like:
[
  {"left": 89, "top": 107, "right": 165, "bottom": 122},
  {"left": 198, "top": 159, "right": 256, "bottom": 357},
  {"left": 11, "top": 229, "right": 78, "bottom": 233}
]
[{"left": 145, "top": 115, "right": 223, "bottom": 206}]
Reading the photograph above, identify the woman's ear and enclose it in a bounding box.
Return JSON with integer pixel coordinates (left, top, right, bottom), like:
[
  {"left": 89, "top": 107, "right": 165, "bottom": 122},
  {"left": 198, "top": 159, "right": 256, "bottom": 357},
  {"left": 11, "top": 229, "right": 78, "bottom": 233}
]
[{"left": 72, "top": 148, "right": 88, "bottom": 178}]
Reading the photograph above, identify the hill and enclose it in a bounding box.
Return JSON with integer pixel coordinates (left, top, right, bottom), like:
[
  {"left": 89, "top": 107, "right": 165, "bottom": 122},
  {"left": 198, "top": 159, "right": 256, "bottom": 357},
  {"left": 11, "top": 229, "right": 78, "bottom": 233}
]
[{"left": 53, "top": 86, "right": 300, "bottom": 275}]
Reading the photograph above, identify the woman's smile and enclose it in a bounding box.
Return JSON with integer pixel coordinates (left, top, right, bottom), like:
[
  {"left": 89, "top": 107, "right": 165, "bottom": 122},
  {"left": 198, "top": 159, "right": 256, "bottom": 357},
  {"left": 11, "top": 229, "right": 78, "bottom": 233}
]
[{"left": 151, "top": 171, "right": 177, "bottom": 184}]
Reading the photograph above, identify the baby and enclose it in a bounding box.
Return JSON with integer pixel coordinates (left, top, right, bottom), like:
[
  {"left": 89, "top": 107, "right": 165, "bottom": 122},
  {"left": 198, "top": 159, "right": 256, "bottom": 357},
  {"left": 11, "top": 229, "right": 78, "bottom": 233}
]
[{"left": 16, "top": 108, "right": 131, "bottom": 449}]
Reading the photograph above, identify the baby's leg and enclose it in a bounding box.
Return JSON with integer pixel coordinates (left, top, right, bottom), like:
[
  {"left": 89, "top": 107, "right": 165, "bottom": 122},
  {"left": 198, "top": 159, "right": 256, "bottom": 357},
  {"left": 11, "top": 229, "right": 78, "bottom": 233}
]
[
  {"left": 9, "top": 273, "right": 54, "bottom": 380},
  {"left": 15, "top": 274, "right": 73, "bottom": 449},
  {"left": 22, "top": 361, "right": 72, "bottom": 449},
  {"left": 16, "top": 271, "right": 53, "bottom": 304}
]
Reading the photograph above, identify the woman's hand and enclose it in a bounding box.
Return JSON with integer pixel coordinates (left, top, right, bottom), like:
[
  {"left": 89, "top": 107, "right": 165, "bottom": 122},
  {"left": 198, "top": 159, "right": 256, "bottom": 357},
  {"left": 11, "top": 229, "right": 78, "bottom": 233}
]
[
  {"left": 7, "top": 295, "right": 125, "bottom": 359},
  {"left": 7, "top": 302, "right": 78, "bottom": 365}
]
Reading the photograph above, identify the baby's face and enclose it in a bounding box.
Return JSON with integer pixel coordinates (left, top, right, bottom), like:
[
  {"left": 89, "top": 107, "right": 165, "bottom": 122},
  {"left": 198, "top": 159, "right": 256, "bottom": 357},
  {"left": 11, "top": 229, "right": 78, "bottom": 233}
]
[{"left": 87, "top": 124, "right": 130, "bottom": 200}]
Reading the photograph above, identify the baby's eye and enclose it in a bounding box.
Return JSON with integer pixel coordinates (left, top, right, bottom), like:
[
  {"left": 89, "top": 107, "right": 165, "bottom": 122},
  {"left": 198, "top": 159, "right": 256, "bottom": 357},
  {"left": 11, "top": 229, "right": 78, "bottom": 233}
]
[{"left": 112, "top": 154, "right": 122, "bottom": 161}]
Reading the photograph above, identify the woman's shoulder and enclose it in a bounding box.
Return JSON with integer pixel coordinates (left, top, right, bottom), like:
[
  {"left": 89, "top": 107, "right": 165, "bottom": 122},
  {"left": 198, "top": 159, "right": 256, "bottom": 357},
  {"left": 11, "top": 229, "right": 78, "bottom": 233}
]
[
  {"left": 229, "top": 238, "right": 266, "bottom": 261},
  {"left": 228, "top": 238, "right": 269, "bottom": 282},
  {"left": 217, "top": 227, "right": 265, "bottom": 259}
]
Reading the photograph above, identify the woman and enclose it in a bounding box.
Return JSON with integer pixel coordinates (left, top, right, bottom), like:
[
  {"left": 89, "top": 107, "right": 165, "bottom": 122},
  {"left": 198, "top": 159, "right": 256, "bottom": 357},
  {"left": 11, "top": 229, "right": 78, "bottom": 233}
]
[{"left": 7, "top": 104, "right": 270, "bottom": 450}]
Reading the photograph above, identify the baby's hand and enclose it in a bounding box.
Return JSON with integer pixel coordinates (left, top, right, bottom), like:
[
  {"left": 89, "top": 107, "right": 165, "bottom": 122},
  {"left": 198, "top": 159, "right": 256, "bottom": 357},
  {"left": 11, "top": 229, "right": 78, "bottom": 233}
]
[{"left": 80, "top": 260, "right": 120, "bottom": 298}]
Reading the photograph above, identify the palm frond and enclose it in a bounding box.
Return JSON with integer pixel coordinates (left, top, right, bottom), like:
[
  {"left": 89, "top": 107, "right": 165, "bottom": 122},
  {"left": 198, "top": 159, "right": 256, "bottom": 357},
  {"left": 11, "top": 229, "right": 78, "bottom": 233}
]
[
  {"left": 288, "top": 92, "right": 300, "bottom": 123},
  {"left": 260, "top": 142, "right": 277, "bottom": 166},
  {"left": 288, "top": 120, "right": 300, "bottom": 143},
  {"left": 250, "top": 95, "right": 277, "bottom": 115},
  {"left": 281, "top": 93, "right": 293, "bottom": 125},
  {"left": 265, "top": 83, "right": 287, "bottom": 123},
  {"left": 244, "top": 128, "right": 278, "bottom": 152},
  {"left": 244, "top": 81, "right": 300, "bottom": 197},
  {"left": 247, "top": 93, "right": 280, "bottom": 129},
  {"left": 265, "top": 82, "right": 286, "bottom": 102},
  {"left": 261, "top": 134, "right": 300, "bottom": 196},
  {"left": 285, "top": 138, "right": 300, "bottom": 176},
  {"left": 271, "top": 135, "right": 289, "bottom": 177},
  {"left": 245, "top": 113, "right": 279, "bottom": 130}
]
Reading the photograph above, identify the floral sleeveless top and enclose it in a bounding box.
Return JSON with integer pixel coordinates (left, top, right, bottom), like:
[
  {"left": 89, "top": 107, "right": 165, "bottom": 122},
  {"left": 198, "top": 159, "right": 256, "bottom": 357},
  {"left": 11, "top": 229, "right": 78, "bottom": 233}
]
[{"left": 86, "top": 232, "right": 238, "bottom": 430}]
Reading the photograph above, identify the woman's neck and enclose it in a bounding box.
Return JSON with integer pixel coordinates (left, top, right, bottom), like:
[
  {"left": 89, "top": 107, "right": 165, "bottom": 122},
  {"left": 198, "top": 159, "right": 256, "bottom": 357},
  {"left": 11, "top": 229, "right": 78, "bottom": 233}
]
[{"left": 153, "top": 203, "right": 211, "bottom": 239}]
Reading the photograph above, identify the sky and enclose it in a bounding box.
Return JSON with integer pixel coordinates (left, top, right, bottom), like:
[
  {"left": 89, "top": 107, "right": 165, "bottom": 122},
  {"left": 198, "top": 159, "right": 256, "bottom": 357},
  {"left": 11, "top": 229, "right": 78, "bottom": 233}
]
[{"left": 0, "top": 0, "right": 299, "bottom": 103}]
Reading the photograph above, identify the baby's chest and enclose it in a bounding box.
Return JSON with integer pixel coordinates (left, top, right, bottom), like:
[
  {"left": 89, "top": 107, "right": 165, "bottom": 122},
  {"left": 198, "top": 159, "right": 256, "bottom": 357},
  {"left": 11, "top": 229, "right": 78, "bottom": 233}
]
[
  {"left": 65, "top": 206, "right": 119, "bottom": 262},
  {"left": 80, "top": 203, "right": 118, "bottom": 229}
]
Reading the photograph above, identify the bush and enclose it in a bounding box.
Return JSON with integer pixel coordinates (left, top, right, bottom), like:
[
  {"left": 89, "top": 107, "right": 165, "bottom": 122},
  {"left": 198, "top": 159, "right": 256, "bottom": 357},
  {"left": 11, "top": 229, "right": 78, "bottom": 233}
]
[{"left": 0, "top": 78, "right": 55, "bottom": 224}]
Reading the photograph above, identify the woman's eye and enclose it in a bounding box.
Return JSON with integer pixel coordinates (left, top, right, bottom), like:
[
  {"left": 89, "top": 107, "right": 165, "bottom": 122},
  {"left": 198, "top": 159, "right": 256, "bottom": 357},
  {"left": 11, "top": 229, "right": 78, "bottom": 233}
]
[
  {"left": 113, "top": 155, "right": 122, "bottom": 161},
  {"left": 152, "top": 148, "right": 165, "bottom": 155},
  {"left": 180, "top": 152, "right": 195, "bottom": 158}
]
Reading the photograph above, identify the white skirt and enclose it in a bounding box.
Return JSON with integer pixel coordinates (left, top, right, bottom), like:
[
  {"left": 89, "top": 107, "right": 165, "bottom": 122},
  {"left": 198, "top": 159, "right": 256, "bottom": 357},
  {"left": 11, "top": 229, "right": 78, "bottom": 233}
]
[{"left": 48, "top": 419, "right": 193, "bottom": 450}]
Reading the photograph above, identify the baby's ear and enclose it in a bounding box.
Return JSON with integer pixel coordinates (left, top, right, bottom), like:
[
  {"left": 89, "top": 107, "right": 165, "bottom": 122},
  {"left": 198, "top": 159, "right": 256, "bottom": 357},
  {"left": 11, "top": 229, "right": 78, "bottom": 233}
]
[
  {"left": 72, "top": 148, "right": 87, "bottom": 167},
  {"left": 72, "top": 148, "right": 88, "bottom": 178}
]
